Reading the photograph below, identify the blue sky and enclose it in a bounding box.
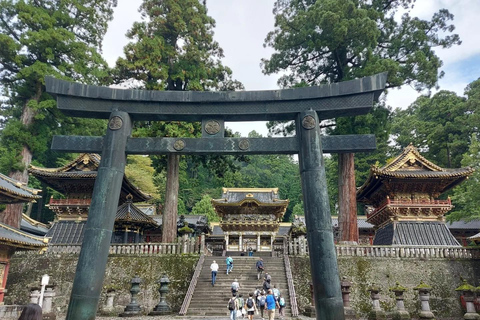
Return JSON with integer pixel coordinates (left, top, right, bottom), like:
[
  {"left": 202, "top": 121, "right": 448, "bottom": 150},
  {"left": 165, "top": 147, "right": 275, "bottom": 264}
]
[{"left": 102, "top": 0, "right": 480, "bottom": 137}]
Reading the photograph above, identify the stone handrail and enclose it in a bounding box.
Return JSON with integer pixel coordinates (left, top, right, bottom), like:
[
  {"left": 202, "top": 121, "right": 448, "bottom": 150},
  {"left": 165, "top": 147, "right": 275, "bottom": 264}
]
[
  {"left": 179, "top": 254, "right": 205, "bottom": 316},
  {"left": 45, "top": 240, "right": 201, "bottom": 255},
  {"left": 334, "top": 245, "right": 480, "bottom": 259},
  {"left": 284, "top": 254, "right": 299, "bottom": 317},
  {"left": 286, "top": 240, "right": 480, "bottom": 259}
]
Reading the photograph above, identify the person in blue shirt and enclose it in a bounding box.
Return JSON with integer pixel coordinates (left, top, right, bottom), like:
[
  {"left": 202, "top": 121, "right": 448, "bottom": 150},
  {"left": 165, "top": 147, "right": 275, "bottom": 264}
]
[
  {"left": 226, "top": 255, "right": 234, "bottom": 274},
  {"left": 264, "top": 289, "right": 279, "bottom": 320},
  {"left": 256, "top": 258, "right": 264, "bottom": 280}
]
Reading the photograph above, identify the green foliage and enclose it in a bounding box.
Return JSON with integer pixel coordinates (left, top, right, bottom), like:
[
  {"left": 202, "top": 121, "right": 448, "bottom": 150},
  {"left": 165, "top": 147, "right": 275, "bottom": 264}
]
[
  {"left": 125, "top": 155, "right": 162, "bottom": 202},
  {"left": 191, "top": 195, "right": 219, "bottom": 222},
  {"left": 0, "top": 0, "right": 115, "bottom": 174},
  {"left": 292, "top": 201, "right": 304, "bottom": 216},
  {"left": 391, "top": 90, "right": 471, "bottom": 168},
  {"left": 448, "top": 134, "right": 480, "bottom": 221},
  {"left": 263, "top": 0, "right": 460, "bottom": 89}
]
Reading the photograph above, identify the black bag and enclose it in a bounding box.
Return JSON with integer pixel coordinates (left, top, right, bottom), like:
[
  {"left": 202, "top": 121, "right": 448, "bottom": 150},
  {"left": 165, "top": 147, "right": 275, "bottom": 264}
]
[
  {"left": 228, "top": 298, "right": 236, "bottom": 310},
  {"left": 246, "top": 298, "right": 254, "bottom": 308}
]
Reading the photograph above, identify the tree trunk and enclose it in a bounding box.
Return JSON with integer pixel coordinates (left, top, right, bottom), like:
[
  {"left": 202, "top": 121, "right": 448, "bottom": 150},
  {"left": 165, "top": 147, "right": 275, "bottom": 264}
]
[
  {"left": 338, "top": 153, "right": 359, "bottom": 243},
  {"left": 1, "top": 84, "right": 40, "bottom": 228},
  {"left": 162, "top": 153, "right": 180, "bottom": 243}
]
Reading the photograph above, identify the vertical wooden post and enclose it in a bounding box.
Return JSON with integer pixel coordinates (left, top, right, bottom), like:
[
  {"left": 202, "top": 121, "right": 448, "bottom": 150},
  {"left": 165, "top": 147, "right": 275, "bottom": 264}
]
[
  {"left": 338, "top": 153, "right": 359, "bottom": 243},
  {"left": 66, "top": 111, "right": 132, "bottom": 320},
  {"left": 162, "top": 153, "right": 180, "bottom": 243},
  {"left": 297, "top": 110, "right": 345, "bottom": 320}
]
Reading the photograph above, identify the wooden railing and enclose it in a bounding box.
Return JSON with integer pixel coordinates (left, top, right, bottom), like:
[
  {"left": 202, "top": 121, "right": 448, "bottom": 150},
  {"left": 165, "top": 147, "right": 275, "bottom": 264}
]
[
  {"left": 367, "top": 198, "right": 452, "bottom": 218},
  {"left": 179, "top": 254, "right": 205, "bottom": 315},
  {"left": 283, "top": 254, "right": 299, "bottom": 317}
]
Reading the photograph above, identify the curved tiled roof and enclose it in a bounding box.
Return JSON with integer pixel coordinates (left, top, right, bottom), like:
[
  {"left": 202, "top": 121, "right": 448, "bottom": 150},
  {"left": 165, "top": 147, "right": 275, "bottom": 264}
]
[
  {"left": 212, "top": 188, "right": 289, "bottom": 207},
  {"left": 116, "top": 198, "right": 157, "bottom": 226},
  {"left": 357, "top": 144, "right": 474, "bottom": 202},
  {"left": 0, "top": 222, "right": 48, "bottom": 249},
  {"left": 29, "top": 153, "right": 151, "bottom": 202},
  {"left": 0, "top": 172, "right": 41, "bottom": 204}
]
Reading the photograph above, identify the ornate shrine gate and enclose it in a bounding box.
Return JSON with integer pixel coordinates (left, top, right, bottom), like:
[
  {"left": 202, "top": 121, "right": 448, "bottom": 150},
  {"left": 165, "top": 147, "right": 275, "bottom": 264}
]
[{"left": 45, "top": 73, "right": 387, "bottom": 320}]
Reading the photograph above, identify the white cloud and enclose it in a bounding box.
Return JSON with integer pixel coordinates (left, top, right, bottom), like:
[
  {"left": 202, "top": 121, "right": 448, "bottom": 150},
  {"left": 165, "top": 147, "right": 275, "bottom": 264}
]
[{"left": 102, "top": 0, "right": 479, "bottom": 134}]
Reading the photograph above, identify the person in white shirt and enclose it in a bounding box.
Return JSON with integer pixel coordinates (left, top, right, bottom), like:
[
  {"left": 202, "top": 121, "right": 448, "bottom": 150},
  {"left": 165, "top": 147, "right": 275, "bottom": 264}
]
[{"left": 210, "top": 260, "right": 219, "bottom": 286}]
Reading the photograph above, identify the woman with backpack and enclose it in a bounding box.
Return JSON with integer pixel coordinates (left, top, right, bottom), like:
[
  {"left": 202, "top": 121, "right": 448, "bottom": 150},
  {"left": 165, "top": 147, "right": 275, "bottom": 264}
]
[
  {"left": 257, "top": 290, "right": 267, "bottom": 320},
  {"left": 244, "top": 292, "right": 257, "bottom": 320},
  {"left": 278, "top": 293, "right": 286, "bottom": 319}
]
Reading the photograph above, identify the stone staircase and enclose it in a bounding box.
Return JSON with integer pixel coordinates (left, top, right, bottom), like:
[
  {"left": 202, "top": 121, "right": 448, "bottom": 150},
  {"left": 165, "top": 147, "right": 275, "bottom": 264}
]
[{"left": 186, "top": 255, "right": 293, "bottom": 317}]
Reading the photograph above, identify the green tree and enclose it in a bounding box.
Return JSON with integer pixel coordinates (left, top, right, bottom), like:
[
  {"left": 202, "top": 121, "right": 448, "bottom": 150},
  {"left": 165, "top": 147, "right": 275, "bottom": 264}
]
[
  {"left": 448, "top": 134, "right": 480, "bottom": 221},
  {"left": 115, "top": 0, "right": 243, "bottom": 242},
  {"left": 391, "top": 91, "right": 469, "bottom": 168},
  {"left": 262, "top": 0, "right": 460, "bottom": 241},
  {"left": 0, "top": 0, "right": 116, "bottom": 226},
  {"left": 191, "top": 194, "right": 219, "bottom": 222}
]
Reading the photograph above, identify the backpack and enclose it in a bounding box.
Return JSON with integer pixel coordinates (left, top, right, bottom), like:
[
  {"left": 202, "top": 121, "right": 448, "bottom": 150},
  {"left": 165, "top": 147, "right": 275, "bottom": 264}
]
[
  {"left": 238, "top": 297, "right": 244, "bottom": 309},
  {"left": 259, "top": 296, "right": 266, "bottom": 307},
  {"left": 228, "top": 298, "right": 236, "bottom": 310},
  {"left": 279, "top": 297, "right": 285, "bottom": 307},
  {"left": 246, "top": 298, "right": 254, "bottom": 308}
]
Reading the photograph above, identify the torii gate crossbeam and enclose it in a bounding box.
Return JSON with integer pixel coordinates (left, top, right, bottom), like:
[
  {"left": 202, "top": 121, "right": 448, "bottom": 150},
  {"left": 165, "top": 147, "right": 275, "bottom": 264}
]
[{"left": 45, "top": 73, "right": 387, "bottom": 320}]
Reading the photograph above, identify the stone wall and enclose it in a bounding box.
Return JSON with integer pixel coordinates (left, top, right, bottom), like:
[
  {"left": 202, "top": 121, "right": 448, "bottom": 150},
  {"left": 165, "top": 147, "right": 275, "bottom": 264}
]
[
  {"left": 291, "top": 256, "right": 480, "bottom": 319},
  {"left": 5, "top": 253, "right": 199, "bottom": 316}
]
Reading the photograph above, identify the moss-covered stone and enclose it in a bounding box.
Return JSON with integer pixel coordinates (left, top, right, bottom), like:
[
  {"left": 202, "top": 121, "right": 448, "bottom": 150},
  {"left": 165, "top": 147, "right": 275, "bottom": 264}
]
[{"left": 5, "top": 253, "right": 199, "bottom": 315}]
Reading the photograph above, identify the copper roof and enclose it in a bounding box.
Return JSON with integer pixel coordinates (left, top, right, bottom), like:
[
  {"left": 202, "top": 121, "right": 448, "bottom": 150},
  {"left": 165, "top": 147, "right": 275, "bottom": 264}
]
[
  {"left": 211, "top": 188, "right": 289, "bottom": 206},
  {"left": 29, "top": 153, "right": 151, "bottom": 202},
  {"left": 357, "top": 144, "right": 474, "bottom": 202},
  {"left": 0, "top": 222, "right": 48, "bottom": 250},
  {"left": 115, "top": 196, "right": 157, "bottom": 227},
  {"left": 0, "top": 172, "right": 41, "bottom": 204}
]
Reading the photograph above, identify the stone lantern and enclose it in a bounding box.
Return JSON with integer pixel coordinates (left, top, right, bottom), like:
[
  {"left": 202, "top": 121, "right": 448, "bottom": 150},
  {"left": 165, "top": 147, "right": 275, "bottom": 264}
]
[
  {"left": 389, "top": 282, "right": 410, "bottom": 320},
  {"left": 341, "top": 277, "right": 356, "bottom": 319},
  {"left": 149, "top": 275, "right": 171, "bottom": 315},
  {"left": 413, "top": 281, "right": 435, "bottom": 319},
  {"left": 455, "top": 280, "right": 480, "bottom": 320},
  {"left": 120, "top": 275, "right": 142, "bottom": 317},
  {"left": 368, "top": 283, "right": 386, "bottom": 320}
]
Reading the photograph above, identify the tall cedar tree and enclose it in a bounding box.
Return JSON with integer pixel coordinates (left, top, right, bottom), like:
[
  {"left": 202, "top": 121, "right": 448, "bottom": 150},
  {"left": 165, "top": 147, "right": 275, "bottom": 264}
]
[
  {"left": 262, "top": 0, "right": 460, "bottom": 242},
  {"left": 115, "top": 0, "right": 243, "bottom": 242},
  {"left": 0, "top": 0, "right": 116, "bottom": 227}
]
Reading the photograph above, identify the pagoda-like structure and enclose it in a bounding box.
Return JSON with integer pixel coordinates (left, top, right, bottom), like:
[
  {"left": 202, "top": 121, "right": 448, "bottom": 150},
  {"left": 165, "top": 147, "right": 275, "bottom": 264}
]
[
  {"left": 29, "top": 154, "right": 152, "bottom": 244},
  {"left": 211, "top": 188, "right": 289, "bottom": 252},
  {"left": 0, "top": 173, "right": 48, "bottom": 303},
  {"left": 357, "top": 144, "right": 474, "bottom": 246}
]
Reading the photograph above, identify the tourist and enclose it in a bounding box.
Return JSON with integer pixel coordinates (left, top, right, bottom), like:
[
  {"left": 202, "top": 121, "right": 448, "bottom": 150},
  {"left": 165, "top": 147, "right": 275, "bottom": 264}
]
[
  {"left": 254, "top": 287, "right": 261, "bottom": 307},
  {"left": 264, "top": 272, "right": 271, "bottom": 282},
  {"left": 278, "top": 293, "right": 286, "bottom": 319},
  {"left": 248, "top": 247, "right": 254, "bottom": 256},
  {"left": 18, "top": 304, "right": 42, "bottom": 320},
  {"left": 210, "top": 259, "right": 219, "bottom": 286},
  {"left": 273, "top": 285, "right": 280, "bottom": 301},
  {"left": 256, "top": 257, "right": 264, "bottom": 280},
  {"left": 264, "top": 289, "right": 280, "bottom": 320},
  {"left": 238, "top": 293, "right": 245, "bottom": 318},
  {"left": 257, "top": 290, "right": 267, "bottom": 320},
  {"left": 231, "top": 278, "right": 240, "bottom": 295},
  {"left": 262, "top": 278, "right": 271, "bottom": 292},
  {"left": 244, "top": 292, "right": 258, "bottom": 320},
  {"left": 228, "top": 293, "right": 239, "bottom": 320},
  {"left": 226, "top": 255, "right": 234, "bottom": 274}
]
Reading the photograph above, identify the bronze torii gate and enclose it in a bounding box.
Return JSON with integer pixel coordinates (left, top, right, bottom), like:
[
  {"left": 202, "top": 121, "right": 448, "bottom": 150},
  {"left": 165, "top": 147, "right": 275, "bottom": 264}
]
[{"left": 45, "top": 72, "right": 387, "bottom": 320}]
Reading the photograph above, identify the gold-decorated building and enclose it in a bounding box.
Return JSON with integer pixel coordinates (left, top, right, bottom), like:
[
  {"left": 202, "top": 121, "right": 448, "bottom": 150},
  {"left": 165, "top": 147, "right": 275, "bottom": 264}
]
[
  {"left": 357, "top": 144, "right": 474, "bottom": 246},
  {"left": 211, "top": 188, "right": 289, "bottom": 254}
]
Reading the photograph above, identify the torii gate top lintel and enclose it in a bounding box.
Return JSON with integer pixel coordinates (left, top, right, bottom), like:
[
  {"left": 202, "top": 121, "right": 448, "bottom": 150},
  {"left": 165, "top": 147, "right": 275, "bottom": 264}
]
[{"left": 45, "top": 72, "right": 387, "bottom": 122}]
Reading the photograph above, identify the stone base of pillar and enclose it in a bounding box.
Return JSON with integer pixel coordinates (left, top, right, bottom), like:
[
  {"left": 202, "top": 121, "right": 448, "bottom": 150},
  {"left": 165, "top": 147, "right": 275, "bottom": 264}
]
[
  {"left": 391, "top": 310, "right": 410, "bottom": 320},
  {"left": 42, "top": 312, "right": 56, "bottom": 320},
  {"left": 368, "top": 309, "right": 386, "bottom": 320},
  {"left": 419, "top": 311, "right": 435, "bottom": 319},
  {"left": 344, "top": 306, "right": 357, "bottom": 319},
  {"left": 149, "top": 303, "right": 171, "bottom": 316},
  {"left": 119, "top": 304, "right": 142, "bottom": 317},
  {"left": 303, "top": 305, "right": 316, "bottom": 318},
  {"left": 463, "top": 312, "right": 480, "bottom": 320}
]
